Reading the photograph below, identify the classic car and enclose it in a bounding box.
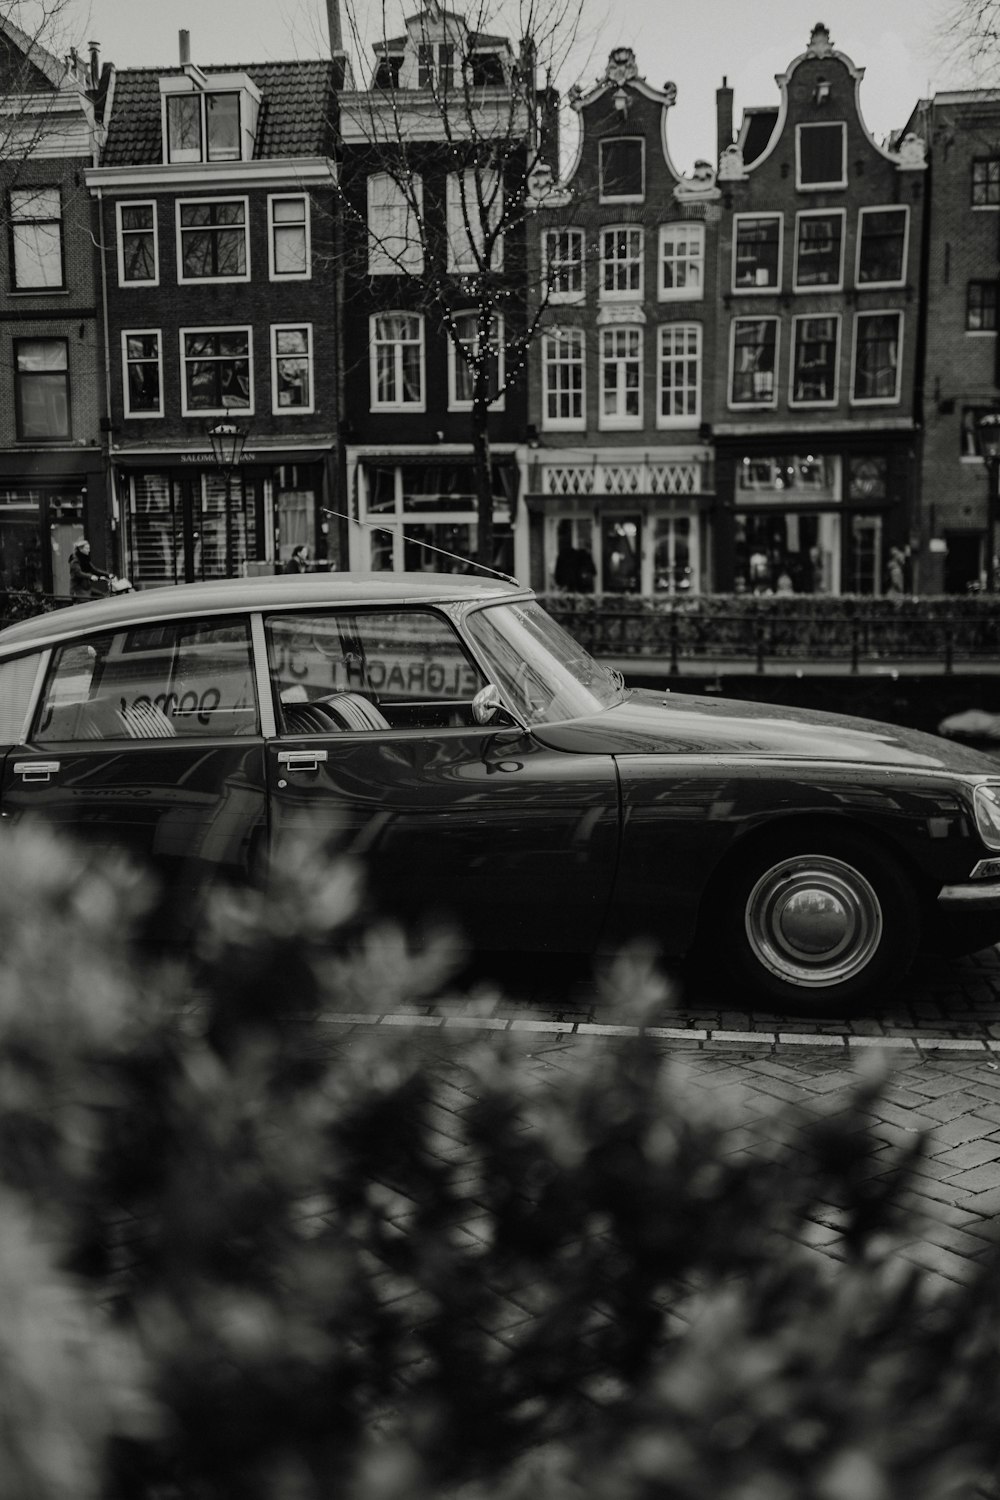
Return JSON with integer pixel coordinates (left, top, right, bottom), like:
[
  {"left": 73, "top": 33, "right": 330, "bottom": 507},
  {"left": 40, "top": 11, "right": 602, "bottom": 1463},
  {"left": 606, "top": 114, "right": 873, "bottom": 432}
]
[{"left": 0, "top": 571, "right": 999, "bottom": 1012}]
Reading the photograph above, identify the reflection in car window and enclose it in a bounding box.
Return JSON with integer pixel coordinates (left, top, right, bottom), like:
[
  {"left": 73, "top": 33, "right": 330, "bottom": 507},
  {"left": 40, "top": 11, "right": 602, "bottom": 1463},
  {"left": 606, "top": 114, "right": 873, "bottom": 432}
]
[
  {"left": 0, "top": 653, "right": 40, "bottom": 743},
  {"left": 466, "top": 600, "right": 624, "bottom": 725},
  {"left": 33, "top": 617, "right": 258, "bottom": 742},
  {"left": 266, "top": 610, "right": 487, "bottom": 732}
]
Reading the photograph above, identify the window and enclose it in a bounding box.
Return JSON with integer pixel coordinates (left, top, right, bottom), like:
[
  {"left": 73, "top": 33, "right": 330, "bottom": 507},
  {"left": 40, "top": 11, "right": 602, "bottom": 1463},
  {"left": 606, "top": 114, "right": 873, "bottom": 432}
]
[
  {"left": 177, "top": 198, "right": 249, "bottom": 282},
  {"left": 599, "top": 138, "right": 644, "bottom": 201},
  {"left": 446, "top": 168, "right": 502, "bottom": 271},
  {"left": 449, "top": 313, "right": 503, "bottom": 409},
  {"left": 659, "top": 223, "right": 704, "bottom": 301},
  {"left": 796, "top": 122, "right": 846, "bottom": 188},
  {"left": 793, "top": 210, "right": 844, "bottom": 289},
  {"left": 181, "top": 328, "right": 253, "bottom": 415},
  {"left": 271, "top": 325, "right": 313, "bottom": 413},
  {"left": 961, "top": 405, "right": 1000, "bottom": 458},
  {"left": 15, "top": 338, "right": 69, "bottom": 439},
  {"left": 600, "top": 326, "right": 642, "bottom": 428},
  {"left": 852, "top": 312, "right": 902, "bottom": 403},
  {"left": 790, "top": 315, "right": 839, "bottom": 405},
  {"left": 34, "top": 618, "right": 258, "bottom": 743},
  {"left": 122, "top": 331, "right": 163, "bottom": 417},
  {"left": 471, "top": 52, "right": 504, "bottom": 86},
  {"left": 543, "top": 228, "right": 584, "bottom": 302},
  {"left": 856, "top": 207, "right": 908, "bottom": 286},
  {"left": 371, "top": 313, "right": 424, "bottom": 409},
  {"left": 968, "top": 281, "right": 999, "bottom": 332},
  {"left": 733, "top": 215, "right": 781, "bottom": 290},
  {"left": 166, "top": 90, "right": 241, "bottom": 164},
  {"left": 730, "top": 318, "right": 778, "bottom": 407},
  {"left": 658, "top": 323, "right": 701, "bottom": 426},
  {"left": 601, "top": 227, "right": 643, "bottom": 299},
  {"left": 368, "top": 172, "right": 423, "bottom": 275},
  {"left": 268, "top": 195, "right": 310, "bottom": 280},
  {"left": 542, "top": 328, "right": 585, "bottom": 430},
  {"left": 10, "top": 187, "right": 62, "bottom": 289},
  {"left": 116, "top": 201, "right": 158, "bottom": 286},
  {"left": 972, "top": 158, "right": 1000, "bottom": 207},
  {"left": 418, "top": 43, "right": 454, "bottom": 89}
]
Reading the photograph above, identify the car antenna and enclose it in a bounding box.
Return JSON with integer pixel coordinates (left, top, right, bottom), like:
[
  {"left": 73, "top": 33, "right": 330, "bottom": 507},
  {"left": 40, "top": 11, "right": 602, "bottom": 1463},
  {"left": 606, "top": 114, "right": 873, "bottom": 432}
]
[{"left": 321, "top": 508, "right": 519, "bottom": 586}]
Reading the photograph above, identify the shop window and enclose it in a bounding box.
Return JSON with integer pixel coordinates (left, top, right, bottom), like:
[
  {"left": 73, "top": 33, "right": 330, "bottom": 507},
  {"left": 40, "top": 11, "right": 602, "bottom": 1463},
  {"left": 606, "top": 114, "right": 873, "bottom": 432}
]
[
  {"left": 600, "top": 326, "right": 642, "bottom": 428},
  {"left": 367, "top": 173, "right": 423, "bottom": 275},
  {"left": 967, "top": 281, "right": 998, "bottom": 332},
  {"left": 659, "top": 223, "right": 703, "bottom": 300},
  {"left": 848, "top": 456, "right": 887, "bottom": 500},
  {"left": 599, "top": 138, "right": 644, "bottom": 201},
  {"left": 14, "top": 338, "right": 69, "bottom": 439},
  {"left": 542, "top": 327, "right": 585, "bottom": 430},
  {"left": 658, "top": 322, "right": 701, "bottom": 427},
  {"left": 122, "top": 330, "right": 163, "bottom": 418},
  {"left": 972, "top": 157, "right": 1000, "bottom": 206},
  {"left": 449, "top": 312, "right": 503, "bottom": 409},
  {"left": 852, "top": 311, "right": 902, "bottom": 404},
  {"left": 446, "top": 168, "right": 502, "bottom": 271},
  {"left": 543, "top": 228, "right": 584, "bottom": 302},
  {"left": 796, "top": 121, "right": 846, "bottom": 188},
  {"left": 730, "top": 318, "right": 778, "bottom": 407},
  {"left": 10, "top": 187, "right": 63, "bottom": 290},
  {"left": 271, "top": 325, "right": 313, "bottom": 413},
  {"left": 358, "top": 461, "right": 513, "bottom": 577},
  {"left": 793, "top": 210, "right": 844, "bottom": 289},
  {"left": 654, "top": 515, "right": 693, "bottom": 595},
  {"left": 370, "top": 313, "right": 424, "bottom": 409},
  {"left": 790, "top": 316, "right": 839, "bottom": 405},
  {"left": 117, "top": 201, "right": 158, "bottom": 285},
  {"left": 181, "top": 327, "right": 253, "bottom": 415},
  {"left": 600, "top": 226, "right": 643, "bottom": 299},
  {"left": 735, "top": 510, "right": 840, "bottom": 596},
  {"left": 601, "top": 516, "right": 640, "bottom": 593},
  {"left": 736, "top": 455, "right": 838, "bottom": 498},
  {"left": 268, "top": 195, "right": 310, "bottom": 280},
  {"left": 856, "top": 207, "right": 907, "bottom": 287},
  {"left": 165, "top": 89, "right": 243, "bottom": 164},
  {"left": 733, "top": 215, "right": 781, "bottom": 290},
  {"left": 177, "top": 198, "right": 249, "bottom": 282}
]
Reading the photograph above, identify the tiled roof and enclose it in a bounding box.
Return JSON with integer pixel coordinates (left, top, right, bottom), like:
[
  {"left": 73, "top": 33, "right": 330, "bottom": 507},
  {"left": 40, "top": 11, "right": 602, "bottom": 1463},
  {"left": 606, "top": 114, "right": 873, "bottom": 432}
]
[{"left": 102, "top": 60, "right": 338, "bottom": 166}]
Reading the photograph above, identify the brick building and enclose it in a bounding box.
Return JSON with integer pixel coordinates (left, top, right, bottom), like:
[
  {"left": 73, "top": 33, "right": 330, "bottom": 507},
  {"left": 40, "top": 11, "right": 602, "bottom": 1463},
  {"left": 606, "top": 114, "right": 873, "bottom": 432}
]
[{"left": 87, "top": 38, "right": 341, "bottom": 586}]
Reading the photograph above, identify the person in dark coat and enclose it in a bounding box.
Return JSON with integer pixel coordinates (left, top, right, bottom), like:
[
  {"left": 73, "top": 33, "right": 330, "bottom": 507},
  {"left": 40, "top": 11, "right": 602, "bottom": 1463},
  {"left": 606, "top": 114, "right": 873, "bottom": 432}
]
[
  {"left": 283, "top": 545, "right": 310, "bottom": 574},
  {"left": 68, "top": 540, "right": 110, "bottom": 602}
]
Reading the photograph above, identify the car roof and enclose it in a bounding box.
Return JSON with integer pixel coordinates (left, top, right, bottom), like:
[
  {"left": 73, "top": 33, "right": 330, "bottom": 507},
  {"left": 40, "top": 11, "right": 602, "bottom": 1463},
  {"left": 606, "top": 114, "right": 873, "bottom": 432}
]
[{"left": 0, "top": 571, "right": 527, "bottom": 654}]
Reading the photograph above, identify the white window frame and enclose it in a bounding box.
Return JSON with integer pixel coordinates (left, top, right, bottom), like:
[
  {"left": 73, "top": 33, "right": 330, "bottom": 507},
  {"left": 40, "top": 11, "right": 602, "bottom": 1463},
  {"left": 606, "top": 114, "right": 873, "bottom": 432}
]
[
  {"left": 600, "top": 226, "right": 644, "bottom": 302},
  {"left": 369, "top": 312, "right": 426, "bottom": 411},
  {"left": 543, "top": 227, "right": 584, "bottom": 304},
  {"left": 657, "top": 322, "right": 702, "bottom": 429},
  {"left": 446, "top": 168, "right": 502, "bottom": 273},
  {"left": 788, "top": 313, "right": 841, "bottom": 407},
  {"left": 116, "top": 199, "right": 159, "bottom": 288},
  {"left": 796, "top": 121, "right": 847, "bottom": 191},
  {"left": 541, "top": 326, "right": 585, "bottom": 432},
  {"left": 855, "top": 205, "right": 909, "bottom": 290},
  {"left": 850, "top": 310, "right": 903, "bottom": 407},
  {"left": 448, "top": 312, "right": 505, "bottom": 411},
  {"left": 179, "top": 324, "right": 255, "bottom": 418},
  {"left": 121, "top": 328, "right": 164, "bottom": 419},
  {"left": 599, "top": 325, "right": 643, "bottom": 430},
  {"left": 162, "top": 88, "right": 244, "bottom": 165},
  {"left": 972, "top": 157, "right": 1000, "bottom": 209},
  {"left": 9, "top": 186, "right": 64, "bottom": 291},
  {"left": 175, "top": 196, "right": 251, "bottom": 286},
  {"left": 728, "top": 316, "right": 780, "bottom": 410},
  {"left": 367, "top": 172, "right": 424, "bottom": 275},
  {"left": 598, "top": 137, "right": 645, "bottom": 203},
  {"left": 658, "top": 223, "right": 704, "bottom": 302},
  {"left": 732, "top": 213, "right": 783, "bottom": 294},
  {"left": 270, "top": 323, "right": 314, "bottom": 415},
  {"left": 792, "top": 208, "right": 845, "bottom": 292},
  {"left": 267, "top": 194, "right": 311, "bottom": 281}
]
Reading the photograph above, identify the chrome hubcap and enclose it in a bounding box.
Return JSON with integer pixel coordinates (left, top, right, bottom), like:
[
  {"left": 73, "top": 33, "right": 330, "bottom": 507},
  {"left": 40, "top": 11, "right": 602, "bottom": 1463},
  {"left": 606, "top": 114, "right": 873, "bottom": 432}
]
[{"left": 744, "top": 854, "right": 883, "bottom": 988}]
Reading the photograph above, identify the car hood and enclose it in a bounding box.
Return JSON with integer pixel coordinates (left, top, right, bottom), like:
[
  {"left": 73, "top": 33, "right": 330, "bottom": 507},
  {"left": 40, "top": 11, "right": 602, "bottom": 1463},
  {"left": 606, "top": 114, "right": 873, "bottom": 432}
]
[{"left": 533, "top": 688, "right": 1000, "bottom": 773}]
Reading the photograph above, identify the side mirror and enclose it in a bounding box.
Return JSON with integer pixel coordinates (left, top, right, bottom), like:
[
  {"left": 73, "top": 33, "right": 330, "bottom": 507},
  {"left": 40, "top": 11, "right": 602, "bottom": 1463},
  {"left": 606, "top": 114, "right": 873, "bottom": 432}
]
[{"left": 472, "top": 682, "right": 504, "bottom": 725}]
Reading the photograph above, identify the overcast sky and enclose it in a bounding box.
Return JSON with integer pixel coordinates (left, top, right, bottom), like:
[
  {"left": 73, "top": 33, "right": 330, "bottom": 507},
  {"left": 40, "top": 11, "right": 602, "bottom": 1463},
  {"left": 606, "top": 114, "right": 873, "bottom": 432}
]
[{"left": 73, "top": 0, "right": 984, "bottom": 173}]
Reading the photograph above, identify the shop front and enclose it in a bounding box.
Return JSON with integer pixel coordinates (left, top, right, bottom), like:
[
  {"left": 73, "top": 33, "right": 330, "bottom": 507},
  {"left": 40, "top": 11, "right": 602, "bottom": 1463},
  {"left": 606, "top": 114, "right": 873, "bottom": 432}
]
[{"left": 0, "top": 453, "right": 107, "bottom": 600}]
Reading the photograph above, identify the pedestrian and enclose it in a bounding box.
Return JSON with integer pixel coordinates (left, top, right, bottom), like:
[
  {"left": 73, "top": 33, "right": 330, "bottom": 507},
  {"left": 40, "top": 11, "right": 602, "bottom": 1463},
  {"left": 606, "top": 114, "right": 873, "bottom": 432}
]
[
  {"left": 283, "top": 544, "right": 310, "bottom": 575},
  {"left": 886, "top": 546, "right": 906, "bottom": 599},
  {"left": 68, "top": 539, "right": 110, "bottom": 602}
]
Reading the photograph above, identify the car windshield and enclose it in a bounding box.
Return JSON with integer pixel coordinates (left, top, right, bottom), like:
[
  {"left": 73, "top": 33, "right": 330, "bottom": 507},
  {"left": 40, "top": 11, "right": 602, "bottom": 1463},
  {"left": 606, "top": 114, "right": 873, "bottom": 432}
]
[{"left": 465, "top": 599, "right": 625, "bottom": 725}]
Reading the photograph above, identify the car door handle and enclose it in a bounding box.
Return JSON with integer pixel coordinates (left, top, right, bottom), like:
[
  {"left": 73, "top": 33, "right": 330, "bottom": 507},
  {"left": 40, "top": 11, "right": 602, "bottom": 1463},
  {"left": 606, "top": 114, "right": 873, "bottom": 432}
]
[
  {"left": 13, "top": 760, "right": 60, "bottom": 783},
  {"left": 277, "top": 750, "right": 328, "bottom": 772}
]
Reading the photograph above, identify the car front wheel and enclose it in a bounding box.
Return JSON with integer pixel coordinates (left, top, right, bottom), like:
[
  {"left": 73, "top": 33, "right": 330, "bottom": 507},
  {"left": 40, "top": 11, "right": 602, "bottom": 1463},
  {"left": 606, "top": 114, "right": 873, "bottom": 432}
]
[{"left": 715, "top": 832, "right": 919, "bottom": 1012}]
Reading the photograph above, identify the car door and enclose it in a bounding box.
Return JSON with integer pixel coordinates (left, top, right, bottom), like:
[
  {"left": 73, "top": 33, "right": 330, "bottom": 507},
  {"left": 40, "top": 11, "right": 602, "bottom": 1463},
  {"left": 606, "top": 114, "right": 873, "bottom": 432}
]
[
  {"left": 263, "top": 606, "right": 619, "bottom": 955},
  {"left": 0, "top": 614, "right": 267, "bottom": 927}
]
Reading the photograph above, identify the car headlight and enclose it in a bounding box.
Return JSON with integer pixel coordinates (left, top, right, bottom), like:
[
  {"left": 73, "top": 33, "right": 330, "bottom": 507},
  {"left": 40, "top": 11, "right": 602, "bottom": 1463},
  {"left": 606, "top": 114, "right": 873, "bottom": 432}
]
[{"left": 973, "top": 781, "right": 1000, "bottom": 850}]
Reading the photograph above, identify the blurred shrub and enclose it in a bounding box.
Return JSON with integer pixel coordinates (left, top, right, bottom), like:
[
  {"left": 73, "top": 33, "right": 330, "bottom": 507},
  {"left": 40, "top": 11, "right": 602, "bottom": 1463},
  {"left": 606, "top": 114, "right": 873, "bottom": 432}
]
[{"left": 0, "top": 825, "right": 995, "bottom": 1500}]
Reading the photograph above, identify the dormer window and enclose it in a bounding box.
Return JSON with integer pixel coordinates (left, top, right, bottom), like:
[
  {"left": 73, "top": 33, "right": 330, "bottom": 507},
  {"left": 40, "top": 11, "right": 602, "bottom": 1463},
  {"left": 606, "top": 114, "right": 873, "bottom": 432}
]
[
  {"left": 375, "top": 54, "right": 402, "bottom": 89},
  {"left": 418, "top": 43, "right": 454, "bottom": 89},
  {"left": 471, "top": 52, "right": 504, "bottom": 85},
  {"left": 161, "top": 74, "right": 260, "bottom": 165}
]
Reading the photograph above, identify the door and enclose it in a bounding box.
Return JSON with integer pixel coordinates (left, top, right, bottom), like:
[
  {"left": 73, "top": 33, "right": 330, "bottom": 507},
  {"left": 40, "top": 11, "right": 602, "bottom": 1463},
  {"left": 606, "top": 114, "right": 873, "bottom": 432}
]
[
  {"left": 2, "top": 614, "right": 267, "bottom": 928},
  {"left": 263, "top": 606, "right": 619, "bottom": 954}
]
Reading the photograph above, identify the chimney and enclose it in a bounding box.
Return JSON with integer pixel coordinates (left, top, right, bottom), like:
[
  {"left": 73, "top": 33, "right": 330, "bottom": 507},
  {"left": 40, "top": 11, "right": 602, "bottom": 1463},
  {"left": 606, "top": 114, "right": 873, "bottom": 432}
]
[
  {"left": 325, "top": 0, "right": 343, "bottom": 54},
  {"left": 179, "top": 29, "right": 191, "bottom": 66},
  {"left": 87, "top": 40, "right": 100, "bottom": 90},
  {"left": 716, "top": 75, "right": 734, "bottom": 156}
]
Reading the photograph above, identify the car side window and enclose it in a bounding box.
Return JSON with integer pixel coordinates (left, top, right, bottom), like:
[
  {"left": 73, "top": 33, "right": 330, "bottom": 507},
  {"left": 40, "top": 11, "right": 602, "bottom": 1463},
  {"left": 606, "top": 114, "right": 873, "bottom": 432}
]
[
  {"left": 33, "top": 617, "right": 258, "bottom": 742},
  {"left": 0, "top": 652, "right": 41, "bottom": 742},
  {"left": 266, "top": 609, "right": 487, "bottom": 732}
]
